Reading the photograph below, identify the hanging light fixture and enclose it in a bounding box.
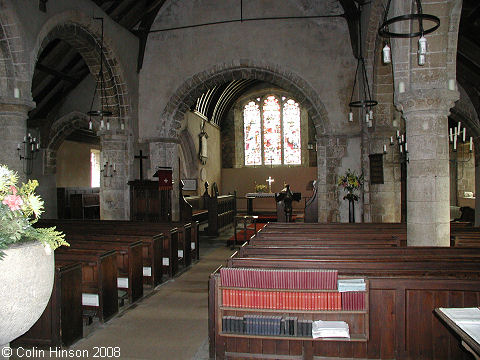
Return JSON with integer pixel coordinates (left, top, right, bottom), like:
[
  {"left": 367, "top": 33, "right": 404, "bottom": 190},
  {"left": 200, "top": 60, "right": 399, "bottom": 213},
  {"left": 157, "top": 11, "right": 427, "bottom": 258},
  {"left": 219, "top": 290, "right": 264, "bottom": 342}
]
[
  {"left": 88, "top": 17, "right": 112, "bottom": 130},
  {"left": 348, "top": 5, "right": 377, "bottom": 124},
  {"left": 378, "top": 0, "right": 440, "bottom": 67}
]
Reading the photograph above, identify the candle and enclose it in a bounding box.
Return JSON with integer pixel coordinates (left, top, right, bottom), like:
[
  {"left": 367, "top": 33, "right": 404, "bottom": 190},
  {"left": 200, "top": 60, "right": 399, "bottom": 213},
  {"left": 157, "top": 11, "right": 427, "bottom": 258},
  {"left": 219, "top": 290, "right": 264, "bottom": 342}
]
[
  {"left": 405, "top": 142, "right": 408, "bottom": 152},
  {"left": 13, "top": 88, "right": 20, "bottom": 99},
  {"left": 454, "top": 134, "right": 457, "bottom": 151},
  {"left": 89, "top": 121, "right": 93, "bottom": 130},
  {"left": 448, "top": 79, "right": 456, "bottom": 91},
  {"left": 458, "top": 122, "right": 461, "bottom": 135},
  {"left": 398, "top": 81, "right": 405, "bottom": 93},
  {"left": 449, "top": 127, "right": 453, "bottom": 142},
  {"left": 348, "top": 112, "right": 353, "bottom": 122},
  {"left": 383, "top": 144, "right": 387, "bottom": 153},
  {"left": 106, "top": 121, "right": 110, "bottom": 130},
  {"left": 23, "top": 136, "right": 26, "bottom": 142},
  {"left": 100, "top": 120, "right": 105, "bottom": 129},
  {"left": 396, "top": 130, "right": 400, "bottom": 138},
  {"left": 37, "top": 143, "right": 40, "bottom": 150},
  {"left": 390, "top": 136, "right": 394, "bottom": 145},
  {"left": 113, "top": 163, "right": 116, "bottom": 171},
  {"left": 401, "top": 134, "right": 405, "bottom": 143},
  {"left": 121, "top": 122, "right": 125, "bottom": 130},
  {"left": 17, "top": 143, "right": 20, "bottom": 150},
  {"left": 399, "top": 144, "right": 403, "bottom": 153},
  {"left": 369, "top": 109, "right": 373, "bottom": 120},
  {"left": 365, "top": 114, "right": 370, "bottom": 123},
  {"left": 470, "top": 137, "right": 473, "bottom": 152}
]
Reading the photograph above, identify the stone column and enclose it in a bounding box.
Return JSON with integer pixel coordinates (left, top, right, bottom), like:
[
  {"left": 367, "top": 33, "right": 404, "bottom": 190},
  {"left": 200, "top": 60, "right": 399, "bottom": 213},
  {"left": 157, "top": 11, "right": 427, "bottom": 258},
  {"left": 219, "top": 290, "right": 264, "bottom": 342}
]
[
  {"left": 149, "top": 139, "right": 180, "bottom": 221},
  {"left": 398, "top": 89, "right": 458, "bottom": 246},
  {"left": 0, "top": 98, "right": 35, "bottom": 182},
  {"left": 100, "top": 131, "right": 129, "bottom": 220}
]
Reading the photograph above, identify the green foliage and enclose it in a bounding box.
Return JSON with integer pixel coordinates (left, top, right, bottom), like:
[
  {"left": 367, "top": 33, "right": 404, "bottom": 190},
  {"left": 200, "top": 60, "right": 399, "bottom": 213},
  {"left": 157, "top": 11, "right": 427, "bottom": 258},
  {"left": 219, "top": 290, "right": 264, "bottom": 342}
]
[
  {"left": 337, "top": 169, "right": 364, "bottom": 201},
  {"left": 0, "top": 164, "right": 68, "bottom": 259}
]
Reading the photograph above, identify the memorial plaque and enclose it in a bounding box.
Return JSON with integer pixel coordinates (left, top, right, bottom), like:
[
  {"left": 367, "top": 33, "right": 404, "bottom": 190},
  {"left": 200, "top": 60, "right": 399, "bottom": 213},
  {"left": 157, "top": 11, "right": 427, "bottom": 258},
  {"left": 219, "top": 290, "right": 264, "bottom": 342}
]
[{"left": 369, "top": 154, "right": 384, "bottom": 184}]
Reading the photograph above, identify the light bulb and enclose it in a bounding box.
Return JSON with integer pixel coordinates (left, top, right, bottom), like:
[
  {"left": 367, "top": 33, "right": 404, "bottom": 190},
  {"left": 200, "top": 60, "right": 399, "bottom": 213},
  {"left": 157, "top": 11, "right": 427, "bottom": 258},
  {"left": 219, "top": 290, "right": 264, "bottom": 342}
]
[{"left": 382, "top": 43, "right": 391, "bottom": 64}]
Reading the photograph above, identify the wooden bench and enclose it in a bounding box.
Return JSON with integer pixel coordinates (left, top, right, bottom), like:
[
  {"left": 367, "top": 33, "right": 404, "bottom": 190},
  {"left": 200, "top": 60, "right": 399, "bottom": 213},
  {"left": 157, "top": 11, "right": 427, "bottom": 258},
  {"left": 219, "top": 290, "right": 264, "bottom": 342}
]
[
  {"left": 181, "top": 194, "right": 209, "bottom": 225},
  {"left": 54, "top": 249, "right": 118, "bottom": 322},
  {"left": 211, "top": 254, "right": 480, "bottom": 359},
  {"left": 61, "top": 238, "right": 144, "bottom": 303},
  {"left": 12, "top": 261, "right": 83, "bottom": 347},
  {"left": 39, "top": 220, "right": 182, "bottom": 278}
]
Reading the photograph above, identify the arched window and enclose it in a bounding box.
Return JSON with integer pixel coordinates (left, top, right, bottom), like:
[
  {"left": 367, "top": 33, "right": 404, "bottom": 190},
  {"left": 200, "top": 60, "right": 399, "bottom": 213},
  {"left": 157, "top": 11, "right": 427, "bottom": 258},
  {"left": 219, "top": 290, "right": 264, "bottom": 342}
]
[{"left": 243, "top": 95, "right": 301, "bottom": 166}]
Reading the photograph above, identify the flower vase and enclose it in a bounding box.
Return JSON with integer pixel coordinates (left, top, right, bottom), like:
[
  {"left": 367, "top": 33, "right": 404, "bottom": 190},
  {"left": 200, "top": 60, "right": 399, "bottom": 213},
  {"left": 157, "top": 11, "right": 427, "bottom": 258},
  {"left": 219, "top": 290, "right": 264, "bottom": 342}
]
[
  {"left": 348, "top": 197, "right": 355, "bottom": 223},
  {"left": 0, "top": 242, "right": 54, "bottom": 350}
]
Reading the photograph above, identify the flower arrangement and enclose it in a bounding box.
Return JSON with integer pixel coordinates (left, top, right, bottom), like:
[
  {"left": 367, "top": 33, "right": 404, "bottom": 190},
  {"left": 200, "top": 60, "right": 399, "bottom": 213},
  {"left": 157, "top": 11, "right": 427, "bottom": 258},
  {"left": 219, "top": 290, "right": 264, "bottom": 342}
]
[
  {"left": 0, "top": 164, "right": 68, "bottom": 259},
  {"left": 337, "top": 169, "right": 364, "bottom": 201},
  {"left": 255, "top": 184, "right": 268, "bottom": 193}
]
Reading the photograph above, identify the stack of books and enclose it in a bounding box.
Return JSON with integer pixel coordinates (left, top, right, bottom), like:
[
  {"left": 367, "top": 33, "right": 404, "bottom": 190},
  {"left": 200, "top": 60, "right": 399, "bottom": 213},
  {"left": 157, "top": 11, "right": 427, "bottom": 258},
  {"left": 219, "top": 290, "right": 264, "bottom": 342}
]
[
  {"left": 220, "top": 268, "right": 338, "bottom": 290},
  {"left": 312, "top": 320, "right": 350, "bottom": 339}
]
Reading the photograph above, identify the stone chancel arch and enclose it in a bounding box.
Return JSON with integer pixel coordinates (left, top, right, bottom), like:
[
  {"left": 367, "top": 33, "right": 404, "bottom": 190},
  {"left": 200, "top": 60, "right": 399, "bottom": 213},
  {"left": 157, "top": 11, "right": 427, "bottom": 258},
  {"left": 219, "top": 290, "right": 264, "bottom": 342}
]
[{"left": 151, "top": 62, "right": 339, "bottom": 221}]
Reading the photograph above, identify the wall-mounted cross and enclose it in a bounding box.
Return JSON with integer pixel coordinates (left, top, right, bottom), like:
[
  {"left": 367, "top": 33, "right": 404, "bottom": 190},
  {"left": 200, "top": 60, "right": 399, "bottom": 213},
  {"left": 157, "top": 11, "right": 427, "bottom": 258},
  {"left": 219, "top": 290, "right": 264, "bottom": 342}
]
[{"left": 134, "top": 150, "right": 148, "bottom": 180}]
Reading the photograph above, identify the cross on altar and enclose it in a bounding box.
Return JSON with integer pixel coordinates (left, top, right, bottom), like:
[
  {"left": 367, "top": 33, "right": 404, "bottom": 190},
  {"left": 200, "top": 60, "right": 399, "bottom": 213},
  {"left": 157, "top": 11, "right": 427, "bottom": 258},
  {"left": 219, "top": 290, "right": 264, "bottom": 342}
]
[
  {"left": 266, "top": 176, "right": 275, "bottom": 193},
  {"left": 134, "top": 150, "right": 148, "bottom": 180}
]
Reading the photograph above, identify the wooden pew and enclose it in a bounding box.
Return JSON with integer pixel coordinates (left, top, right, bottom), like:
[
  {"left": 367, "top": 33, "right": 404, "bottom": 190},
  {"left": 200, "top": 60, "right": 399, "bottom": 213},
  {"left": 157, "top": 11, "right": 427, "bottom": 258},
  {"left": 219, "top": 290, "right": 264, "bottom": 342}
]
[
  {"left": 55, "top": 249, "right": 118, "bottom": 322},
  {"left": 62, "top": 238, "right": 144, "bottom": 303},
  {"left": 12, "top": 261, "right": 83, "bottom": 347},
  {"left": 207, "top": 194, "right": 236, "bottom": 236},
  {"left": 212, "top": 255, "right": 480, "bottom": 359},
  {"left": 39, "top": 220, "right": 181, "bottom": 278}
]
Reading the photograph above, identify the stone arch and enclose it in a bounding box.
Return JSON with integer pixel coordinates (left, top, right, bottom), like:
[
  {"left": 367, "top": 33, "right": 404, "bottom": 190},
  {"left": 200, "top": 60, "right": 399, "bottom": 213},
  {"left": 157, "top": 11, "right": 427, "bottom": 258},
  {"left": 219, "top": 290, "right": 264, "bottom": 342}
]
[
  {"left": 0, "top": 0, "right": 30, "bottom": 99},
  {"left": 44, "top": 111, "right": 92, "bottom": 175},
  {"left": 31, "top": 11, "right": 130, "bottom": 126},
  {"left": 179, "top": 128, "right": 198, "bottom": 180},
  {"left": 161, "top": 62, "right": 329, "bottom": 138}
]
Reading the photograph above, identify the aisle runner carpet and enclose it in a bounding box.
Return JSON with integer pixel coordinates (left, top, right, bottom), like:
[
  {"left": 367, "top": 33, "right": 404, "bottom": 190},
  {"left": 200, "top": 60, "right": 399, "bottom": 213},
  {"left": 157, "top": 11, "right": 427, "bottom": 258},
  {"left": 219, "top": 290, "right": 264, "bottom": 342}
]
[{"left": 229, "top": 222, "right": 267, "bottom": 243}]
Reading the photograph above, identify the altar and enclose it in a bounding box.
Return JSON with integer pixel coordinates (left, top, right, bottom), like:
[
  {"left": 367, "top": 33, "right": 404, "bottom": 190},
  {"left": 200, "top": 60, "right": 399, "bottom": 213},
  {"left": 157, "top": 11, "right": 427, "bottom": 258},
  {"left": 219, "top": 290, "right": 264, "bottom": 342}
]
[{"left": 245, "top": 192, "right": 276, "bottom": 215}]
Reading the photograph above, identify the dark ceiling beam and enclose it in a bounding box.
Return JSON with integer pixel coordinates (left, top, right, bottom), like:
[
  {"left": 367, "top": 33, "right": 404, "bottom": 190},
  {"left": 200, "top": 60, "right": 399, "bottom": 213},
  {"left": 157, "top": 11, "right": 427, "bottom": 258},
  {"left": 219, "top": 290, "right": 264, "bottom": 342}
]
[
  {"left": 135, "top": 0, "right": 166, "bottom": 71},
  {"left": 36, "top": 63, "right": 81, "bottom": 83},
  {"left": 338, "top": 0, "right": 360, "bottom": 58}
]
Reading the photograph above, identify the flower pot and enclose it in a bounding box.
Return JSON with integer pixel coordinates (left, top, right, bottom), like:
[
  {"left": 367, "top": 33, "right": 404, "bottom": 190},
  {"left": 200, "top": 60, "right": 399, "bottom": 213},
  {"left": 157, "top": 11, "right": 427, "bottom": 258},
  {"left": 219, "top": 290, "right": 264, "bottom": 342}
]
[{"left": 0, "top": 241, "right": 54, "bottom": 347}]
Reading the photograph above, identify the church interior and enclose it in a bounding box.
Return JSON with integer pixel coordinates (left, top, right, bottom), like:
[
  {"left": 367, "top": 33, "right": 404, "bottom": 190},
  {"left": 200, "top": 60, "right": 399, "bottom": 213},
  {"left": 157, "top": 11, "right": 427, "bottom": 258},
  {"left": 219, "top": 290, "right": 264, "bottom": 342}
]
[{"left": 1, "top": 0, "right": 480, "bottom": 359}]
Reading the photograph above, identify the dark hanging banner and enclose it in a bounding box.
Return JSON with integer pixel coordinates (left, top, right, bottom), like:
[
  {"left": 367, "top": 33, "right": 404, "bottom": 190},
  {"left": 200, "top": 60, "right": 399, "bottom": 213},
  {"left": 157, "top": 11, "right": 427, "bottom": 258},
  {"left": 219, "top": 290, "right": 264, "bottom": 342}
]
[
  {"left": 154, "top": 167, "right": 173, "bottom": 190},
  {"left": 369, "top": 154, "right": 384, "bottom": 185}
]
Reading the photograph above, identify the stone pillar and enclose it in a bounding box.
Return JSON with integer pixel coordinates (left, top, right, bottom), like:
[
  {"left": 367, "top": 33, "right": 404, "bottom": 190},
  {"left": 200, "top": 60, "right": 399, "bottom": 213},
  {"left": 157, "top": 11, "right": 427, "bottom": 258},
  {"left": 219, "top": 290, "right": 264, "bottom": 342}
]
[
  {"left": 398, "top": 90, "right": 458, "bottom": 246},
  {"left": 474, "top": 141, "right": 480, "bottom": 227},
  {"left": 0, "top": 98, "right": 35, "bottom": 182},
  {"left": 100, "top": 131, "right": 129, "bottom": 220},
  {"left": 149, "top": 139, "right": 180, "bottom": 221}
]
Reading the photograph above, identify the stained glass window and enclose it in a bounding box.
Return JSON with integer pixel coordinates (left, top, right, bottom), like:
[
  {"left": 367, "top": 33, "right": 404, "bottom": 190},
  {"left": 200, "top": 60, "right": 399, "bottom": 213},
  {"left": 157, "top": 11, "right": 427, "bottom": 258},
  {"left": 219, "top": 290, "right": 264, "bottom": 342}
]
[
  {"left": 263, "top": 96, "right": 282, "bottom": 165},
  {"left": 283, "top": 99, "right": 301, "bottom": 165},
  {"left": 244, "top": 101, "right": 262, "bottom": 166},
  {"left": 243, "top": 95, "right": 301, "bottom": 166}
]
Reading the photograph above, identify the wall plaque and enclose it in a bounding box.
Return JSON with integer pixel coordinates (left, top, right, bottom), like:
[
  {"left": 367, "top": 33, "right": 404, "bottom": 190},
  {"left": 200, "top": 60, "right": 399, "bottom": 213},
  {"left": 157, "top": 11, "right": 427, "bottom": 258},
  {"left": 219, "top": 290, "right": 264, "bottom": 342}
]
[{"left": 369, "top": 154, "right": 384, "bottom": 184}]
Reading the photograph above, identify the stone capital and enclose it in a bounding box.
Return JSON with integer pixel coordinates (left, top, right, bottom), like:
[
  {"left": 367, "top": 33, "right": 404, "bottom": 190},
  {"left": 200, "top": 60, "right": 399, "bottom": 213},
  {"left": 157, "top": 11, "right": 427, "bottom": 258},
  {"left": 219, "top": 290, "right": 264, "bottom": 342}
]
[
  {"left": 395, "top": 89, "right": 459, "bottom": 116},
  {"left": 0, "top": 98, "right": 36, "bottom": 115}
]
